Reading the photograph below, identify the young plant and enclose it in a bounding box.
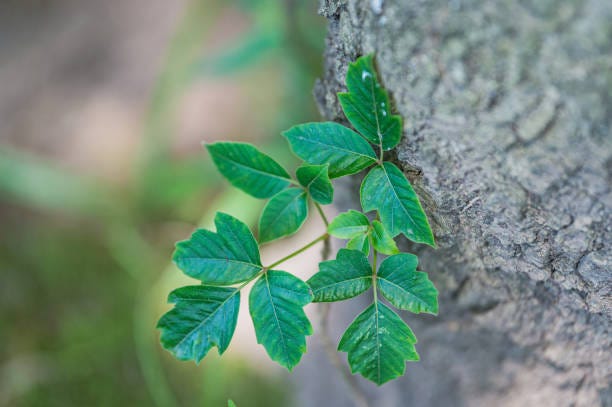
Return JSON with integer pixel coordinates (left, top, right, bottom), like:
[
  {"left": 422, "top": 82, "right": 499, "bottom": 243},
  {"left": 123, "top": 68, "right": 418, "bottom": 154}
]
[{"left": 157, "top": 54, "right": 438, "bottom": 386}]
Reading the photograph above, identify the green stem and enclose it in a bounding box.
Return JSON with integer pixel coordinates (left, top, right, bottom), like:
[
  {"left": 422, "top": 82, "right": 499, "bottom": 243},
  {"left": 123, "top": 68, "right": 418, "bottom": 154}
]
[
  {"left": 371, "top": 234, "right": 378, "bottom": 304},
  {"left": 314, "top": 202, "right": 329, "bottom": 226},
  {"left": 265, "top": 233, "right": 328, "bottom": 269}
]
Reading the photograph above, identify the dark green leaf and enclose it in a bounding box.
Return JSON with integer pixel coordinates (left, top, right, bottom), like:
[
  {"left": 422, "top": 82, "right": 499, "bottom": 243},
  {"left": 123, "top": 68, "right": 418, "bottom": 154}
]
[
  {"left": 206, "top": 142, "right": 291, "bottom": 199},
  {"left": 173, "top": 212, "right": 262, "bottom": 284},
  {"left": 258, "top": 188, "right": 308, "bottom": 243},
  {"left": 249, "top": 270, "right": 313, "bottom": 370},
  {"left": 377, "top": 254, "right": 438, "bottom": 315},
  {"left": 157, "top": 285, "right": 240, "bottom": 363},
  {"left": 282, "top": 122, "right": 377, "bottom": 178},
  {"left": 371, "top": 220, "right": 399, "bottom": 255},
  {"left": 338, "top": 301, "right": 419, "bottom": 385},
  {"left": 346, "top": 234, "right": 370, "bottom": 255},
  {"left": 327, "top": 210, "right": 370, "bottom": 239},
  {"left": 307, "top": 249, "right": 372, "bottom": 302},
  {"left": 296, "top": 164, "right": 333, "bottom": 205},
  {"left": 361, "top": 162, "right": 435, "bottom": 246},
  {"left": 338, "top": 54, "right": 402, "bottom": 150}
]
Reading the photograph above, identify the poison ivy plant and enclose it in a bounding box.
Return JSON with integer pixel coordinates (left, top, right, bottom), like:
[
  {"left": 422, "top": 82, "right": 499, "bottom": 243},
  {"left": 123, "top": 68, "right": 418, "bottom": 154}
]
[{"left": 157, "top": 53, "right": 439, "bottom": 390}]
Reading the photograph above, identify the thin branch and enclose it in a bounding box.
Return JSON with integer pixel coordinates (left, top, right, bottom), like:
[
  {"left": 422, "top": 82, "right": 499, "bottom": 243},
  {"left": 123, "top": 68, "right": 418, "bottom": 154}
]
[
  {"left": 265, "top": 233, "right": 328, "bottom": 269},
  {"left": 317, "top": 235, "right": 371, "bottom": 407},
  {"left": 314, "top": 202, "right": 330, "bottom": 226}
]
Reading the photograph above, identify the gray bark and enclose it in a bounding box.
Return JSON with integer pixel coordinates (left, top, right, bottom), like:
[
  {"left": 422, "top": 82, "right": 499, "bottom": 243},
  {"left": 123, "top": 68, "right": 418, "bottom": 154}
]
[{"left": 294, "top": 1, "right": 612, "bottom": 406}]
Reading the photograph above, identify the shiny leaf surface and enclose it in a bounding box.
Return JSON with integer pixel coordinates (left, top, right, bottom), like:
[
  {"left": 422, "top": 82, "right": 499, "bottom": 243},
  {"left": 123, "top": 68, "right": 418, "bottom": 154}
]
[
  {"left": 361, "top": 162, "right": 434, "bottom": 246},
  {"left": 327, "top": 209, "right": 370, "bottom": 239},
  {"left": 258, "top": 188, "right": 308, "bottom": 244},
  {"left": 338, "top": 54, "right": 402, "bottom": 150},
  {"left": 283, "top": 122, "right": 377, "bottom": 178},
  {"left": 377, "top": 254, "right": 438, "bottom": 314},
  {"left": 158, "top": 286, "right": 240, "bottom": 363},
  {"left": 307, "top": 249, "right": 372, "bottom": 302},
  {"left": 338, "top": 301, "right": 419, "bottom": 385},
  {"left": 296, "top": 164, "right": 333, "bottom": 204},
  {"left": 249, "top": 271, "right": 313, "bottom": 370},
  {"left": 206, "top": 142, "right": 291, "bottom": 199},
  {"left": 173, "top": 212, "right": 262, "bottom": 284}
]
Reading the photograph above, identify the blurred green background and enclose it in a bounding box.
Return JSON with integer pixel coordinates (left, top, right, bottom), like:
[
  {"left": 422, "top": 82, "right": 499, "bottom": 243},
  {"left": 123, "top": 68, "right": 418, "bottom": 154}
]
[{"left": 0, "top": 0, "right": 325, "bottom": 405}]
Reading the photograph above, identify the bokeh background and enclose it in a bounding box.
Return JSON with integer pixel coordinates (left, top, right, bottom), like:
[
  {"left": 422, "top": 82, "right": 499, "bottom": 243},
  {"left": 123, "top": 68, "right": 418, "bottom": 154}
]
[{"left": 0, "top": 1, "right": 327, "bottom": 405}]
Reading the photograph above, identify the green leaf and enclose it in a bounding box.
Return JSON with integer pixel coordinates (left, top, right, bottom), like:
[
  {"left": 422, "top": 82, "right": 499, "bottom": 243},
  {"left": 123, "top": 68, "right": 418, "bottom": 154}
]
[
  {"left": 371, "top": 220, "right": 399, "bottom": 255},
  {"left": 338, "top": 301, "right": 419, "bottom": 385},
  {"left": 173, "top": 212, "right": 262, "bottom": 284},
  {"left": 157, "top": 285, "right": 240, "bottom": 363},
  {"left": 338, "top": 54, "right": 402, "bottom": 151},
  {"left": 258, "top": 188, "right": 308, "bottom": 244},
  {"left": 327, "top": 210, "right": 370, "bottom": 239},
  {"left": 206, "top": 142, "right": 291, "bottom": 199},
  {"left": 282, "top": 122, "right": 377, "bottom": 178},
  {"left": 377, "top": 254, "right": 438, "bottom": 315},
  {"left": 361, "top": 162, "right": 435, "bottom": 246},
  {"left": 346, "top": 234, "right": 370, "bottom": 255},
  {"left": 228, "top": 400, "right": 237, "bottom": 407},
  {"left": 296, "top": 164, "right": 333, "bottom": 205},
  {"left": 307, "top": 249, "right": 372, "bottom": 302},
  {"left": 249, "top": 270, "right": 313, "bottom": 370}
]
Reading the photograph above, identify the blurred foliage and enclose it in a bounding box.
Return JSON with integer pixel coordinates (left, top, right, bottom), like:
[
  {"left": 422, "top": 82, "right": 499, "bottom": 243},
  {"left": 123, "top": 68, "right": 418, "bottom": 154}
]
[{"left": 0, "top": 0, "right": 325, "bottom": 405}]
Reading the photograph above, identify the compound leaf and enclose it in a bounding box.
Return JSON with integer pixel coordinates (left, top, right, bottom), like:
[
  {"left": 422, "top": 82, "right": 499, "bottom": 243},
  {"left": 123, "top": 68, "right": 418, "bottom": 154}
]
[
  {"left": 296, "top": 164, "right": 333, "bottom": 205},
  {"left": 206, "top": 142, "right": 291, "bottom": 199},
  {"left": 338, "top": 301, "right": 419, "bottom": 385},
  {"left": 346, "top": 233, "right": 370, "bottom": 255},
  {"left": 157, "top": 285, "right": 240, "bottom": 363},
  {"left": 258, "top": 188, "right": 308, "bottom": 244},
  {"left": 338, "top": 54, "right": 402, "bottom": 151},
  {"left": 249, "top": 270, "right": 313, "bottom": 370},
  {"left": 173, "top": 212, "right": 262, "bottom": 284},
  {"left": 327, "top": 209, "right": 370, "bottom": 239},
  {"left": 282, "top": 122, "right": 377, "bottom": 178},
  {"left": 371, "top": 220, "right": 399, "bottom": 255},
  {"left": 307, "top": 249, "right": 372, "bottom": 302},
  {"left": 361, "top": 162, "right": 434, "bottom": 246},
  {"left": 377, "top": 254, "right": 438, "bottom": 315}
]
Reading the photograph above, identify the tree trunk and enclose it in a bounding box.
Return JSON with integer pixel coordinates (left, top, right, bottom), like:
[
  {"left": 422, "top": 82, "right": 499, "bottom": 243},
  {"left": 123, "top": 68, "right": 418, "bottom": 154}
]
[{"left": 294, "top": 1, "right": 611, "bottom": 406}]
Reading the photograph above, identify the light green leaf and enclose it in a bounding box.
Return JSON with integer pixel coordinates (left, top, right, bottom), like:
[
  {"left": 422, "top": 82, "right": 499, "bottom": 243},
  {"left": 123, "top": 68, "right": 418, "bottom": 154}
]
[
  {"left": 371, "top": 220, "right": 399, "bottom": 255},
  {"left": 296, "top": 164, "right": 333, "bottom": 205},
  {"left": 346, "top": 234, "right": 370, "bottom": 255},
  {"left": 228, "top": 400, "right": 237, "bottom": 407},
  {"left": 206, "top": 142, "right": 291, "bottom": 199},
  {"left": 307, "top": 249, "right": 372, "bottom": 302},
  {"left": 328, "top": 209, "right": 370, "bottom": 239},
  {"left": 338, "top": 301, "right": 419, "bottom": 385},
  {"left": 258, "top": 188, "right": 308, "bottom": 243},
  {"left": 157, "top": 286, "right": 240, "bottom": 363},
  {"left": 282, "top": 122, "right": 377, "bottom": 178},
  {"left": 173, "top": 212, "right": 262, "bottom": 284},
  {"left": 361, "top": 162, "right": 435, "bottom": 246},
  {"left": 338, "top": 54, "right": 402, "bottom": 151},
  {"left": 249, "top": 270, "right": 313, "bottom": 370},
  {"left": 377, "top": 254, "right": 438, "bottom": 315}
]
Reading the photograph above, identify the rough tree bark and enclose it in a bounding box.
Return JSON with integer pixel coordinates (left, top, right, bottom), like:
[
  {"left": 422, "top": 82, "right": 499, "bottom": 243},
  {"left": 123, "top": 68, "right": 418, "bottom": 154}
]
[{"left": 294, "top": 1, "right": 611, "bottom": 406}]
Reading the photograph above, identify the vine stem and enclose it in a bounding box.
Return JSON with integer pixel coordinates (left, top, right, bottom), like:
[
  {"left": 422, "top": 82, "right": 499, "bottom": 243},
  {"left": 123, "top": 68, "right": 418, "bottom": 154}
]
[
  {"left": 265, "top": 233, "right": 328, "bottom": 269},
  {"left": 314, "top": 202, "right": 329, "bottom": 226},
  {"left": 315, "top": 203, "right": 371, "bottom": 407}
]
